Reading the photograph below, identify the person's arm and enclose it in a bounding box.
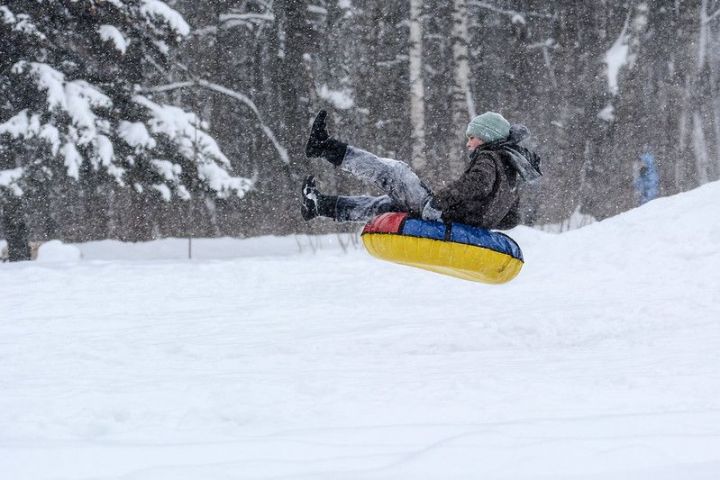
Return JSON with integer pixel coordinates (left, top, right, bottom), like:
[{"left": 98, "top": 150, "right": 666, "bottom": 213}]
[{"left": 432, "top": 154, "right": 497, "bottom": 212}]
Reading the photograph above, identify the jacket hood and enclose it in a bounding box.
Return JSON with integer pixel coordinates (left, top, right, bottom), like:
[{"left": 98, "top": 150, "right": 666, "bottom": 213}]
[{"left": 477, "top": 124, "right": 542, "bottom": 182}]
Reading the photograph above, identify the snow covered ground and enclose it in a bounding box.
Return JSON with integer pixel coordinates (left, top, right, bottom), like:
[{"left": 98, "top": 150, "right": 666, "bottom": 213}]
[{"left": 2, "top": 182, "right": 720, "bottom": 480}]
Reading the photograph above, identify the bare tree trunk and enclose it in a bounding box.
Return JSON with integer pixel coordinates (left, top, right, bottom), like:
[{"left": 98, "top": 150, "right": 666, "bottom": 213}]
[
  {"left": 692, "top": 111, "right": 710, "bottom": 184},
  {"left": 451, "top": 0, "right": 475, "bottom": 119},
  {"left": 705, "top": 1, "right": 720, "bottom": 179},
  {"left": 408, "top": 0, "right": 426, "bottom": 171},
  {"left": 692, "top": 0, "right": 711, "bottom": 184},
  {"left": 698, "top": 0, "right": 709, "bottom": 71},
  {"left": 450, "top": 0, "right": 475, "bottom": 174},
  {"left": 1, "top": 194, "right": 31, "bottom": 262},
  {"left": 677, "top": 73, "right": 692, "bottom": 191},
  {"left": 277, "top": 0, "right": 312, "bottom": 179},
  {"left": 711, "top": 66, "right": 720, "bottom": 181},
  {"left": 275, "top": 0, "right": 313, "bottom": 230}
]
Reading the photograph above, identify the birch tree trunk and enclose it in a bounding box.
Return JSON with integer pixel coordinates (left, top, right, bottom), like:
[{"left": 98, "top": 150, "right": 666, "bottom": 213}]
[
  {"left": 409, "top": 0, "right": 427, "bottom": 171},
  {"left": 698, "top": 0, "right": 709, "bottom": 71},
  {"left": 692, "top": 111, "right": 710, "bottom": 184},
  {"left": 677, "top": 86, "right": 691, "bottom": 191},
  {"left": 450, "top": 0, "right": 475, "bottom": 174},
  {"left": 693, "top": 0, "right": 711, "bottom": 184}
]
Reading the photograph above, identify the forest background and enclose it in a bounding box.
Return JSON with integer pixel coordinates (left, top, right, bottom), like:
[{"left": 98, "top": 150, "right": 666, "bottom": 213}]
[{"left": 2, "top": 0, "right": 720, "bottom": 246}]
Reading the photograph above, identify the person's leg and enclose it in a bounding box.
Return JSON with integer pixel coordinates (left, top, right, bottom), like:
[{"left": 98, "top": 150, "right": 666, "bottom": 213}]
[
  {"left": 304, "top": 110, "right": 432, "bottom": 219},
  {"left": 306, "top": 111, "right": 347, "bottom": 166},
  {"left": 334, "top": 195, "right": 396, "bottom": 222},
  {"left": 301, "top": 176, "right": 397, "bottom": 222},
  {"left": 340, "top": 146, "right": 432, "bottom": 216}
]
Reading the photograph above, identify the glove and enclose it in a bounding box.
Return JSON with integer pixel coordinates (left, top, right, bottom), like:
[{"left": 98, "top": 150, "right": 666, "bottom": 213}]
[{"left": 421, "top": 198, "right": 443, "bottom": 221}]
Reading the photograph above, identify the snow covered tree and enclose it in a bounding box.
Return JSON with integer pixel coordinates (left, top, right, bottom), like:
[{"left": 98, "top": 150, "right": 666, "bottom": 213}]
[{"left": 0, "top": 1, "right": 252, "bottom": 260}]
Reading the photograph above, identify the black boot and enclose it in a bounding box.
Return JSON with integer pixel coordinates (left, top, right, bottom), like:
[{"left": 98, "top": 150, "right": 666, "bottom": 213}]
[
  {"left": 305, "top": 110, "right": 347, "bottom": 166},
  {"left": 301, "top": 175, "right": 337, "bottom": 221}
]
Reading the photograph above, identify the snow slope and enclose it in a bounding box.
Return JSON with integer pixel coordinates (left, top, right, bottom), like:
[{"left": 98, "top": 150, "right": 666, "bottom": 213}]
[{"left": 1, "top": 182, "right": 720, "bottom": 480}]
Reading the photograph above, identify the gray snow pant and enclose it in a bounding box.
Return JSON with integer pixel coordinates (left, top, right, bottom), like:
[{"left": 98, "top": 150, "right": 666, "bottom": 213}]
[{"left": 335, "top": 146, "right": 433, "bottom": 222}]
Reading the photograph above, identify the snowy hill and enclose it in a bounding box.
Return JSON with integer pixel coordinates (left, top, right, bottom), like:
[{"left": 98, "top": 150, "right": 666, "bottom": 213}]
[{"left": 2, "top": 182, "right": 720, "bottom": 480}]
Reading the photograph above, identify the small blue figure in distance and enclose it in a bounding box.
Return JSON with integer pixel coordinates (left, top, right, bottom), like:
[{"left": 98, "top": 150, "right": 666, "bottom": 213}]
[{"left": 634, "top": 146, "right": 659, "bottom": 205}]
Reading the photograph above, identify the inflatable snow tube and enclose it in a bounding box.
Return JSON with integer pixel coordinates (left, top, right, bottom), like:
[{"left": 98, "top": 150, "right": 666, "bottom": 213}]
[{"left": 361, "top": 212, "right": 524, "bottom": 284}]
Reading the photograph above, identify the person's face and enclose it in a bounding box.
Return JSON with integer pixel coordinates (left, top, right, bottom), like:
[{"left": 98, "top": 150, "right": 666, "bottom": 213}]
[{"left": 466, "top": 135, "right": 484, "bottom": 151}]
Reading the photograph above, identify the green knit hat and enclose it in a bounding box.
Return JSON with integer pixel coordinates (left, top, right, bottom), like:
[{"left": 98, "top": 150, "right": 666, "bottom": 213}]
[{"left": 466, "top": 112, "right": 510, "bottom": 143}]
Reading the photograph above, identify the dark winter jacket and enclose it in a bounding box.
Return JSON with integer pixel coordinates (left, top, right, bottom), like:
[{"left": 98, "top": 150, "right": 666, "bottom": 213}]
[{"left": 432, "top": 126, "right": 541, "bottom": 229}]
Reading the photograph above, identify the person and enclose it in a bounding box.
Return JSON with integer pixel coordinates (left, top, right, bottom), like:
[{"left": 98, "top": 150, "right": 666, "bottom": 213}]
[
  {"left": 634, "top": 147, "right": 659, "bottom": 205},
  {"left": 301, "top": 110, "right": 541, "bottom": 230}
]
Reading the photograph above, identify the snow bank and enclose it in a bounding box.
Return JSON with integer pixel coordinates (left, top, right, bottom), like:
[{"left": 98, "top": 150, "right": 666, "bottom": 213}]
[
  {"left": 35, "top": 240, "right": 82, "bottom": 263},
  {"left": 75, "top": 233, "right": 360, "bottom": 261},
  {"left": 1, "top": 182, "right": 720, "bottom": 480}
]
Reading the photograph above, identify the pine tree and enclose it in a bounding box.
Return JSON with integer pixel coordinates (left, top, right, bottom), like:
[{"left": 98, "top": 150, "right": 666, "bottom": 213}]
[{"left": 0, "top": 1, "right": 251, "bottom": 259}]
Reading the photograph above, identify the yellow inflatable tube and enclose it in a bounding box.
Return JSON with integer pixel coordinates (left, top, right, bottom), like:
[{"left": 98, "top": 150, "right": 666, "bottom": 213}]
[{"left": 361, "top": 213, "right": 524, "bottom": 284}]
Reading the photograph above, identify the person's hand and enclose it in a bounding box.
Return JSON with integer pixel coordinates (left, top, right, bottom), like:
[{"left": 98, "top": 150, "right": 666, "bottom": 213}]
[{"left": 421, "top": 198, "right": 443, "bottom": 221}]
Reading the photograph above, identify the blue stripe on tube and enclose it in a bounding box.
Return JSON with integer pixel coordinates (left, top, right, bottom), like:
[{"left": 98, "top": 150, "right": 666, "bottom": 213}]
[{"left": 401, "top": 218, "right": 523, "bottom": 261}]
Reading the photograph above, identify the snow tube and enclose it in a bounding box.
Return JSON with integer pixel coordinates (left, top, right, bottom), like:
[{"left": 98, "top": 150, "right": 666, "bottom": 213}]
[{"left": 361, "top": 212, "right": 524, "bottom": 284}]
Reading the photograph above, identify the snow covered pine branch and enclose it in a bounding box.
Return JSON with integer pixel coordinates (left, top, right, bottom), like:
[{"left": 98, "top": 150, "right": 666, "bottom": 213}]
[
  {"left": 141, "top": 79, "right": 289, "bottom": 164},
  {"left": 0, "top": 1, "right": 252, "bottom": 259}
]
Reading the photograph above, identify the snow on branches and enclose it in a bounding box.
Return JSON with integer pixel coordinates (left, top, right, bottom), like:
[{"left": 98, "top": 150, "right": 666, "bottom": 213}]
[
  {"left": 134, "top": 95, "right": 253, "bottom": 198},
  {"left": 98, "top": 25, "right": 129, "bottom": 54},
  {"left": 0, "top": 0, "right": 251, "bottom": 202},
  {"left": 140, "top": 0, "right": 190, "bottom": 37},
  {"left": 0, "top": 4, "right": 46, "bottom": 40}
]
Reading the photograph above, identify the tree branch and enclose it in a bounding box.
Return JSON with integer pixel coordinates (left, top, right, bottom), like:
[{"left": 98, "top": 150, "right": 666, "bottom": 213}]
[
  {"left": 706, "top": 8, "right": 720, "bottom": 23},
  {"left": 219, "top": 13, "right": 275, "bottom": 22},
  {"left": 219, "top": 12, "right": 275, "bottom": 29},
  {"left": 190, "top": 26, "right": 218, "bottom": 36},
  {"left": 140, "top": 80, "right": 288, "bottom": 164},
  {"left": 142, "top": 81, "right": 195, "bottom": 93},
  {"left": 468, "top": 1, "right": 554, "bottom": 20}
]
